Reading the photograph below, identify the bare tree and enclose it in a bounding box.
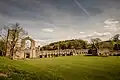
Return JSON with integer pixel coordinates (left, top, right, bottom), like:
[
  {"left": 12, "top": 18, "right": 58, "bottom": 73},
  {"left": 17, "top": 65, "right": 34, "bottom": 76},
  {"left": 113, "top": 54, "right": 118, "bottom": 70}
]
[
  {"left": 0, "top": 39, "right": 6, "bottom": 56},
  {"left": 110, "top": 34, "right": 120, "bottom": 50},
  {"left": 111, "top": 34, "right": 120, "bottom": 42},
  {"left": 91, "top": 38, "right": 102, "bottom": 50},
  {"left": 0, "top": 23, "right": 28, "bottom": 59}
]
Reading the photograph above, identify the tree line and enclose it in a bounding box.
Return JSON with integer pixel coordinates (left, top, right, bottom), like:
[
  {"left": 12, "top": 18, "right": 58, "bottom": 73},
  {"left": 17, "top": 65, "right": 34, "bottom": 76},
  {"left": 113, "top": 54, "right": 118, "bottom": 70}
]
[
  {"left": 40, "top": 35, "right": 120, "bottom": 51},
  {"left": 40, "top": 39, "right": 88, "bottom": 50}
]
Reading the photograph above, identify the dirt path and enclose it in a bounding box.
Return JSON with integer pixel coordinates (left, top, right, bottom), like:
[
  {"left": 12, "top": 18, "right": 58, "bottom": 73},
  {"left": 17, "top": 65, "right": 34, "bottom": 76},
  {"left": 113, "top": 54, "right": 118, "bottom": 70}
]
[{"left": 0, "top": 73, "right": 7, "bottom": 77}]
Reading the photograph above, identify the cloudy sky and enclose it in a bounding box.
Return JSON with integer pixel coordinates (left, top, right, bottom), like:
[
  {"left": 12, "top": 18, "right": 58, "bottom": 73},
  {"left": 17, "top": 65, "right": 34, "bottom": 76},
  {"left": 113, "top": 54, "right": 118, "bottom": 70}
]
[{"left": 1, "top": 0, "right": 120, "bottom": 46}]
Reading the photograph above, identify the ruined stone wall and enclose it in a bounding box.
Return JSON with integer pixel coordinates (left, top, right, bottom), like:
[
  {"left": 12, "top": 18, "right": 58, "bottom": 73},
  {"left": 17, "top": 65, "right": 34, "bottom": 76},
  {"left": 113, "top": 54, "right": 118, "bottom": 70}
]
[
  {"left": 36, "top": 49, "right": 89, "bottom": 58},
  {"left": 10, "top": 36, "right": 37, "bottom": 59}
]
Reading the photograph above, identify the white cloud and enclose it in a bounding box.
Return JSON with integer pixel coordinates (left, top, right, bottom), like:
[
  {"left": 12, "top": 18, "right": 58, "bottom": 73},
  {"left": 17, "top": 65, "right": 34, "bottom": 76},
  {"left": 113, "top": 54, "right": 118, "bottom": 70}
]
[
  {"left": 103, "top": 32, "right": 111, "bottom": 35},
  {"left": 104, "top": 19, "right": 119, "bottom": 24},
  {"left": 41, "top": 28, "right": 54, "bottom": 32},
  {"left": 80, "top": 32, "right": 84, "bottom": 34},
  {"left": 104, "top": 19, "right": 120, "bottom": 32},
  {"left": 93, "top": 32, "right": 111, "bottom": 37},
  {"left": 34, "top": 39, "right": 50, "bottom": 47},
  {"left": 83, "top": 32, "right": 112, "bottom": 40},
  {"left": 34, "top": 39, "right": 46, "bottom": 42}
]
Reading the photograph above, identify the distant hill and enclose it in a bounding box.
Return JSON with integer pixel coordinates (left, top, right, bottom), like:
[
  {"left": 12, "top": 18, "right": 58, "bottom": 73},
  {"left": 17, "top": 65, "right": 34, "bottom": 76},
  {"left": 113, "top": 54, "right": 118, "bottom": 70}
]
[
  {"left": 40, "top": 39, "right": 120, "bottom": 51},
  {"left": 41, "top": 39, "right": 120, "bottom": 50},
  {"left": 40, "top": 39, "right": 88, "bottom": 50}
]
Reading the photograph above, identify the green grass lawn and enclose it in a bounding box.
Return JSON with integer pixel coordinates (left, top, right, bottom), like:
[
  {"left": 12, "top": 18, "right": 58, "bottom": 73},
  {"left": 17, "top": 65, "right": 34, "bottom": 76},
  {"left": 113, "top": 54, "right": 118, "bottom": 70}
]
[{"left": 0, "top": 56, "right": 120, "bottom": 80}]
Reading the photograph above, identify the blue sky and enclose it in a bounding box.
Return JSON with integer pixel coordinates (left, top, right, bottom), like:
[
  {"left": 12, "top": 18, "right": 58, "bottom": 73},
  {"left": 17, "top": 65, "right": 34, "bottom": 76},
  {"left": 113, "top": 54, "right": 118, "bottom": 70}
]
[{"left": 0, "top": 0, "right": 120, "bottom": 46}]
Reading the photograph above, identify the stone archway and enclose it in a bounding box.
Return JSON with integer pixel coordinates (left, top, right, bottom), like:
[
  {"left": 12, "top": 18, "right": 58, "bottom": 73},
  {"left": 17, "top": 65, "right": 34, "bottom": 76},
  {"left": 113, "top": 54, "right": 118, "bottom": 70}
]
[{"left": 20, "top": 36, "right": 36, "bottom": 59}]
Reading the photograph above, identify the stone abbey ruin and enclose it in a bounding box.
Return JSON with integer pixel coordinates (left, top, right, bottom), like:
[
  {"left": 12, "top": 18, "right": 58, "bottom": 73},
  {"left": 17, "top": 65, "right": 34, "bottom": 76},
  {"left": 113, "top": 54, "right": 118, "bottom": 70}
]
[
  {"left": 6, "top": 36, "right": 36, "bottom": 59},
  {"left": 5, "top": 30, "right": 90, "bottom": 59},
  {"left": 4, "top": 26, "right": 120, "bottom": 59},
  {"left": 5, "top": 34, "right": 120, "bottom": 59},
  {"left": 6, "top": 36, "right": 89, "bottom": 59},
  {"left": 5, "top": 34, "right": 119, "bottom": 59}
]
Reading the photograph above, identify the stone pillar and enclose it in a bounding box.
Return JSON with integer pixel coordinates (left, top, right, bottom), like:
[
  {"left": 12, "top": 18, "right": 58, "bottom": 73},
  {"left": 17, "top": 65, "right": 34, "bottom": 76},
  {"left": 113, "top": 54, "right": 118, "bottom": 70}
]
[
  {"left": 20, "top": 50, "right": 25, "bottom": 59},
  {"left": 21, "top": 39, "right": 26, "bottom": 59},
  {"left": 30, "top": 40, "right": 36, "bottom": 58},
  {"left": 6, "top": 46, "right": 10, "bottom": 57},
  {"left": 20, "top": 47, "right": 25, "bottom": 59},
  {"left": 30, "top": 48, "right": 32, "bottom": 58},
  {"left": 32, "top": 48, "right": 36, "bottom": 58}
]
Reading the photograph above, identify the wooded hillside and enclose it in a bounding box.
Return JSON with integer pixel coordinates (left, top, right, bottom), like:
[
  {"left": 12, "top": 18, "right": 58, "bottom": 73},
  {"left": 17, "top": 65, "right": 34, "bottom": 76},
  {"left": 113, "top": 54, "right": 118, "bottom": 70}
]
[
  {"left": 40, "top": 34, "right": 120, "bottom": 51},
  {"left": 40, "top": 39, "right": 88, "bottom": 50}
]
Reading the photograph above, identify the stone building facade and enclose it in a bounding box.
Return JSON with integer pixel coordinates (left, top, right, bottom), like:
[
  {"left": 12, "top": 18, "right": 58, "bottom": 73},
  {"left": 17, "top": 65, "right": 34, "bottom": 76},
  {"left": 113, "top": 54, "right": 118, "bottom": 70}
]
[{"left": 6, "top": 36, "right": 37, "bottom": 59}]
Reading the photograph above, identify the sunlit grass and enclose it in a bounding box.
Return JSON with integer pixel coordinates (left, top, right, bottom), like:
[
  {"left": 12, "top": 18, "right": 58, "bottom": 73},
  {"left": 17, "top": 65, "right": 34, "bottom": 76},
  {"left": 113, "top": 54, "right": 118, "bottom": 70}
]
[{"left": 0, "top": 56, "right": 120, "bottom": 80}]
